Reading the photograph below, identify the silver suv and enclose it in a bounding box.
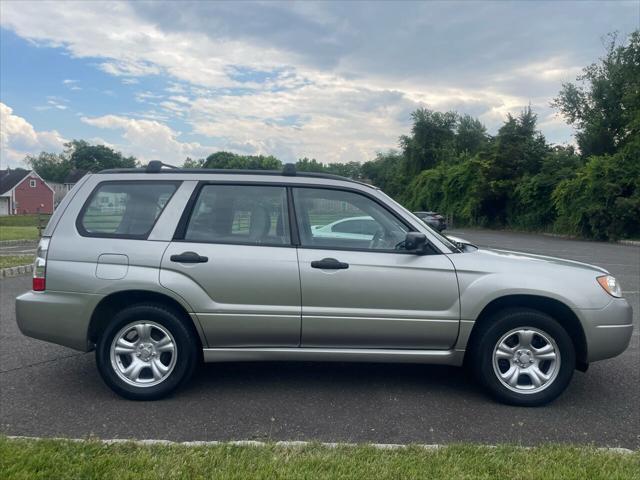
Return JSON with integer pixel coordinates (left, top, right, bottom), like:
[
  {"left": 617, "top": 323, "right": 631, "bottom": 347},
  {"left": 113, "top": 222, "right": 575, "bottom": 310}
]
[{"left": 16, "top": 162, "right": 633, "bottom": 405}]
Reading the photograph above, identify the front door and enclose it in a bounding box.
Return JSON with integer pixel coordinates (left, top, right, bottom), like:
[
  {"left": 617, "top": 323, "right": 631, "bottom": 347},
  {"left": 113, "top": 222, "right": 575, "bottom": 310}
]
[
  {"left": 160, "top": 184, "right": 301, "bottom": 347},
  {"left": 293, "top": 187, "right": 460, "bottom": 349}
]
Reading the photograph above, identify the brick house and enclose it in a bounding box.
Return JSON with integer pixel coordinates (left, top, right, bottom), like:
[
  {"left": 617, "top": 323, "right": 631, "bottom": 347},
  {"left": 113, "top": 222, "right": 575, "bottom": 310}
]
[{"left": 0, "top": 169, "right": 55, "bottom": 215}]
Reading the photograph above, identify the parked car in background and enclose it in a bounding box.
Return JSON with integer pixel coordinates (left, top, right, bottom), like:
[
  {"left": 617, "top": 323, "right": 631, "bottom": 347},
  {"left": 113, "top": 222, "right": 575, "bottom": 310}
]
[
  {"left": 413, "top": 211, "right": 447, "bottom": 231},
  {"left": 15, "top": 162, "right": 633, "bottom": 406},
  {"left": 311, "top": 215, "right": 378, "bottom": 241}
]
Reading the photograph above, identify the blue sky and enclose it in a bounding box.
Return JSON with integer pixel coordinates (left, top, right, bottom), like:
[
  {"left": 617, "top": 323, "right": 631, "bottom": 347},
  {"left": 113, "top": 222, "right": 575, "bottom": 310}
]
[{"left": 1, "top": 1, "right": 638, "bottom": 168}]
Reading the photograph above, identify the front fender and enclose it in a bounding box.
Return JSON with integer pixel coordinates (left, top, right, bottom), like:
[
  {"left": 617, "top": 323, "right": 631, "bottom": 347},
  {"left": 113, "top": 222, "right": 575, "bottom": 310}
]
[{"left": 457, "top": 270, "right": 610, "bottom": 321}]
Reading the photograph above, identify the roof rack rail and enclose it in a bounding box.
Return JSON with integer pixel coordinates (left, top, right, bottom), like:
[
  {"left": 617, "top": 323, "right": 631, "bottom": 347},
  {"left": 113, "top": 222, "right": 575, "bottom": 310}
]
[
  {"left": 98, "top": 162, "right": 375, "bottom": 188},
  {"left": 282, "top": 163, "right": 296, "bottom": 176},
  {"left": 146, "top": 160, "right": 178, "bottom": 172}
]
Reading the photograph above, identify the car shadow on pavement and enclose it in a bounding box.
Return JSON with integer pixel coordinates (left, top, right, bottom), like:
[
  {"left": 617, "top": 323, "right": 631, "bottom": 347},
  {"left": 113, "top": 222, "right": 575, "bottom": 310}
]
[{"left": 187, "top": 361, "right": 488, "bottom": 400}]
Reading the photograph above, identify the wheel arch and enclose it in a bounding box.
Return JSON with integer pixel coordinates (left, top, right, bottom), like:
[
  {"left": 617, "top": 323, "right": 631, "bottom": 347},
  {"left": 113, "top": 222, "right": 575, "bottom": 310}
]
[
  {"left": 464, "top": 294, "right": 588, "bottom": 370},
  {"left": 88, "top": 290, "right": 205, "bottom": 349}
]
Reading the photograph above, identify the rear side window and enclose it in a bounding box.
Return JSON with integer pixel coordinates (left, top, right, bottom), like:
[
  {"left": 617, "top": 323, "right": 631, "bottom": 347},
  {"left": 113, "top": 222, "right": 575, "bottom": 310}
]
[
  {"left": 182, "top": 185, "right": 290, "bottom": 246},
  {"left": 78, "top": 181, "right": 178, "bottom": 238}
]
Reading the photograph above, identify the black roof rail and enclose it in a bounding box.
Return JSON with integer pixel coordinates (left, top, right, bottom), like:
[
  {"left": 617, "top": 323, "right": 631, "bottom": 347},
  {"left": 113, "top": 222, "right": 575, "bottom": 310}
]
[
  {"left": 146, "top": 160, "right": 178, "bottom": 172},
  {"left": 98, "top": 162, "right": 376, "bottom": 188}
]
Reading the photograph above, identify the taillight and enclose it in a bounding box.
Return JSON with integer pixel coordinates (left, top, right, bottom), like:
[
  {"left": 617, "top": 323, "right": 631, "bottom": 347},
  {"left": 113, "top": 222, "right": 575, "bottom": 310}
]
[{"left": 33, "top": 237, "right": 50, "bottom": 292}]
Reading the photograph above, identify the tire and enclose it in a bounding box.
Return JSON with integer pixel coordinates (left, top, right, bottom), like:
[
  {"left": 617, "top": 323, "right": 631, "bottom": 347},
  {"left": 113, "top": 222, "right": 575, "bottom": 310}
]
[
  {"left": 96, "top": 303, "right": 199, "bottom": 400},
  {"left": 470, "top": 308, "right": 575, "bottom": 406}
]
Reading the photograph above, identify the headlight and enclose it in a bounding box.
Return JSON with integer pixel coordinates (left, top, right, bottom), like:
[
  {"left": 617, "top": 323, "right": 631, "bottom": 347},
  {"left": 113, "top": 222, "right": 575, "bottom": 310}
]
[{"left": 597, "top": 275, "right": 622, "bottom": 298}]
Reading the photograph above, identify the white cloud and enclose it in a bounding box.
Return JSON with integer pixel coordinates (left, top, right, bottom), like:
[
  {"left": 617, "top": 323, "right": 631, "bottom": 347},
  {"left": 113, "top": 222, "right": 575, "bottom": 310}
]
[
  {"left": 3, "top": 1, "right": 633, "bottom": 163},
  {"left": 0, "top": 2, "right": 292, "bottom": 89},
  {"left": 62, "top": 79, "right": 81, "bottom": 91},
  {"left": 80, "top": 114, "right": 214, "bottom": 163},
  {"left": 0, "top": 103, "right": 66, "bottom": 168}
]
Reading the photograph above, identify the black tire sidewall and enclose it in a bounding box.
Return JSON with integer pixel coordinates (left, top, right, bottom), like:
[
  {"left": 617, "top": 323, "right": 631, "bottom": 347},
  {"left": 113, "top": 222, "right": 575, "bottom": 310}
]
[
  {"left": 473, "top": 309, "right": 576, "bottom": 407},
  {"left": 96, "top": 304, "right": 198, "bottom": 400}
]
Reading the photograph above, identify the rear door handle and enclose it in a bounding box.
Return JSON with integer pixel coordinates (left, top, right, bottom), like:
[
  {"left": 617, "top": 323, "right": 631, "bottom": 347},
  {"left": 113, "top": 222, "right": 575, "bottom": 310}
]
[
  {"left": 311, "top": 258, "right": 349, "bottom": 270},
  {"left": 170, "top": 251, "right": 209, "bottom": 263}
]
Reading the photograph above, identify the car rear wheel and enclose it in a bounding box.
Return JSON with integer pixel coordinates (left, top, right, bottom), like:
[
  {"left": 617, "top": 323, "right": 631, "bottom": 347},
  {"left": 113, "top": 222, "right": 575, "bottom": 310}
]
[
  {"left": 471, "top": 308, "right": 575, "bottom": 406},
  {"left": 96, "top": 304, "right": 198, "bottom": 400}
]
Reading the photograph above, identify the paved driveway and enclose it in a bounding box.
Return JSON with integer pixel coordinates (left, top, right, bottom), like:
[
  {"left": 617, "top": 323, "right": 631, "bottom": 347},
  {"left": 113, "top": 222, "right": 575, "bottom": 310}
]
[{"left": 1, "top": 230, "right": 638, "bottom": 447}]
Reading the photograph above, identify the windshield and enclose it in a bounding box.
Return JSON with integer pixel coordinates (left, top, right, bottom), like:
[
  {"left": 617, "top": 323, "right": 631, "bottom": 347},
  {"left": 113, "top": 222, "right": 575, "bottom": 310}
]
[{"left": 376, "top": 190, "right": 461, "bottom": 253}]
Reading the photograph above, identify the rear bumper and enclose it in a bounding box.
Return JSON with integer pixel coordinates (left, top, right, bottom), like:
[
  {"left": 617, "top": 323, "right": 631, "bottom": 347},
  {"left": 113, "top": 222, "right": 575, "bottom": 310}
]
[
  {"left": 15, "top": 290, "right": 103, "bottom": 352},
  {"left": 578, "top": 298, "right": 634, "bottom": 363}
]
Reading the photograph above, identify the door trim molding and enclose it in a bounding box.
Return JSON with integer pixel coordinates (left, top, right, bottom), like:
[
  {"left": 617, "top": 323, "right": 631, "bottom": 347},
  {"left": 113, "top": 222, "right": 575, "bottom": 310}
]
[{"left": 202, "top": 347, "right": 465, "bottom": 366}]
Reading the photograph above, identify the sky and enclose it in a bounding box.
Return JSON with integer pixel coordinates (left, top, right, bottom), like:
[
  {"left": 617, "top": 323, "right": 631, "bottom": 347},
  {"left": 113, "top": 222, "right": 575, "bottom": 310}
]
[{"left": 1, "top": 1, "right": 638, "bottom": 168}]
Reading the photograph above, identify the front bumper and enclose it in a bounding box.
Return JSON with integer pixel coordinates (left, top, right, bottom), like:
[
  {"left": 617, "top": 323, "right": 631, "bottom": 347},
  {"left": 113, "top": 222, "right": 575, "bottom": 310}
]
[
  {"left": 578, "top": 298, "right": 634, "bottom": 363},
  {"left": 16, "top": 290, "right": 103, "bottom": 352}
]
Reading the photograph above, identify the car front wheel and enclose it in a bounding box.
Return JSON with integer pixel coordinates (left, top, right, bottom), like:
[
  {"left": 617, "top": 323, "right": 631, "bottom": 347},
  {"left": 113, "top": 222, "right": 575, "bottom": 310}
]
[
  {"left": 96, "top": 304, "right": 198, "bottom": 400},
  {"left": 471, "top": 308, "right": 576, "bottom": 406}
]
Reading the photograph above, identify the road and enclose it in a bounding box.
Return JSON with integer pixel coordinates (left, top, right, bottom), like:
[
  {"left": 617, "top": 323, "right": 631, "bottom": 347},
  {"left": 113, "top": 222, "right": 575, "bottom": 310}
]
[{"left": 1, "top": 230, "right": 638, "bottom": 447}]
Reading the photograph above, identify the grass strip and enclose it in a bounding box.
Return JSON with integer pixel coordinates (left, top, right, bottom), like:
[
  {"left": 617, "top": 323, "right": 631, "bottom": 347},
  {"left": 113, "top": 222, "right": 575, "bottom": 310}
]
[
  {"left": 0, "top": 226, "right": 39, "bottom": 241},
  {"left": 1, "top": 437, "right": 638, "bottom": 480},
  {"left": 0, "top": 255, "right": 33, "bottom": 269},
  {"left": 0, "top": 214, "right": 50, "bottom": 227}
]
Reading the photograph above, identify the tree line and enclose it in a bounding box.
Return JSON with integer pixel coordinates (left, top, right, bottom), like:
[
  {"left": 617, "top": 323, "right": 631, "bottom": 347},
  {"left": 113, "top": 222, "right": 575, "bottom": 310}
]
[{"left": 26, "top": 31, "right": 638, "bottom": 240}]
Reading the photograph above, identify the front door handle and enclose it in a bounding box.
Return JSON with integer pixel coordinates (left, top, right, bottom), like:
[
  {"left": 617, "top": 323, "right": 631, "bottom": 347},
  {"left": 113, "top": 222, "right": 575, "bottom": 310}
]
[
  {"left": 311, "top": 258, "right": 349, "bottom": 270},
  {"left": 170, "top": 251, "right": 209, "bottom": 263}
]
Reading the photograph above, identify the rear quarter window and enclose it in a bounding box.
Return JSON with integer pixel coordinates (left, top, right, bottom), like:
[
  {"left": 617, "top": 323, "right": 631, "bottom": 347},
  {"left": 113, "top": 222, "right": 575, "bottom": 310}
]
[{"left": 78, "top": 181, "right": 179, "bottom": 238}]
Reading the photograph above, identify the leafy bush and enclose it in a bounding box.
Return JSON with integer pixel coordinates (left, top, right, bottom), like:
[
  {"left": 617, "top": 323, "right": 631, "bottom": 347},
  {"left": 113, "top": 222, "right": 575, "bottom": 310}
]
[{"left": 553, "top": 139, "right": 640, "bottom": 240}]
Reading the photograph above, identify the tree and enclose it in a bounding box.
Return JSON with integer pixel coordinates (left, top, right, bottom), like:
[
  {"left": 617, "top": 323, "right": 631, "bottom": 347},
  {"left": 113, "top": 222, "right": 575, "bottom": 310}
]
[
  {"left": 27, "top": 140, "right": 137, "bottom": 182},
  {"left": 552, "top": 31, "right": 640, "bottom": 157},
  {"left": 553, "top": 135, "right": 640, "bottom": 240},
  {"left": 296, "top": 158, "right": 327, "bottom": 172},
  {"left": 26, "top": 152, "right": 71, "bottom": 183},
  {"left": 511, "top": 146, "right": 582, "bottom": 229},
  {"left": 400, "top": 109, "right": 458, "bottom": 174},
  {"left": 491, "top": 107, "right": 549, "bottom": 180},
  {"left": 182, "top": 157, "right": 204, "bottom": 168},
  {"left": 361, "top": 151, "right": 407, "bottom": 198},
  {"left": 203, "top": 151, "right": 281, "bottom": 170},
  {"left": 456, "top": 114, "right": 488, "bottom": 155},
  {"left": 65, "top": 140, "right": 137, "bottom": 171}
]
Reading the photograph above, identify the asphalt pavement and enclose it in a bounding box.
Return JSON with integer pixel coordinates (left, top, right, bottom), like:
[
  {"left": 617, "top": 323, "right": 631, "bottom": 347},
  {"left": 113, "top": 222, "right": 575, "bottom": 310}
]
[{"left": 1, "top": 229, "right": 638, "bottom": 447}]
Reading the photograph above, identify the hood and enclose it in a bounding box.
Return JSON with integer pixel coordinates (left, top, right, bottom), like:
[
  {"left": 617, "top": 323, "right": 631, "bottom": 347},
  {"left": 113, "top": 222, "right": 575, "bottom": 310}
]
[{"left": 477, "top": 247, "right": 609, "bottom": 274}]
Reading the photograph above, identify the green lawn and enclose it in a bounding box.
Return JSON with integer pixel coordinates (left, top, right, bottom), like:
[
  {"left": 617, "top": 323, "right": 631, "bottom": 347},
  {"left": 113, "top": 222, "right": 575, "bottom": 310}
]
[
  {"left": 0, "top": 214, "right": 50, "bottom": 227},
  {"left": 0, "top": 255, "right": 33, "bottom": 269},
  {"left": 1, "top": 437, "right": 638, "bottom": 480},
  {"left": 0, "top": 226, "right": 39, "bottom": 241}
]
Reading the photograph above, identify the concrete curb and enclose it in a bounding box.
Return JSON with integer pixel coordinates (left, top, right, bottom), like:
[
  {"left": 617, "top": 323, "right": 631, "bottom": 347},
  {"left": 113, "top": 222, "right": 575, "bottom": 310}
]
[
  {"left": 0, "top": 239, "right": 38, "bottom": 247},
  {"left": 4, "top": 435, "right": 637, "bottom": 454},
  {"left": 542, "top": 232, "right": 640, "bottom": 246},
  {"left": 619, "top": 239, "right": 640, "bottom": 247},
  {"left": 0, "top": 264, "right": 32, "bottom": 278}
]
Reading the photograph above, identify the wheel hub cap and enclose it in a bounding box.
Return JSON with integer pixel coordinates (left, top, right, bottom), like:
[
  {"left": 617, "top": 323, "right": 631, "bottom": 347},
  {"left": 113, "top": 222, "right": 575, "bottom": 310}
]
[
  {"left": 110, "top": 321, "right": 177, "bottom": 388},
  {"left": 137, "top": 343, "right": 155, "bottom": 362},
  {"left": 492, "top": 327, "right": 561, "bottom": 394}
]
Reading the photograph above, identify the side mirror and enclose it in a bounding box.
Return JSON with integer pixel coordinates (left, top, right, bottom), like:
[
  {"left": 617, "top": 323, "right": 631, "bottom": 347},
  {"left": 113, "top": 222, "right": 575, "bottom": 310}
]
[{"left": 404, "top": 232, "right": 428, "bottom": 253}]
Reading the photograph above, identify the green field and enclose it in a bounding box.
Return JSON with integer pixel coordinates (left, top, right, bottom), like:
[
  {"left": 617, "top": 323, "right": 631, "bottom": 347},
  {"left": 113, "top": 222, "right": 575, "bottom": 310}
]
[
  {"left": 0, "top": 226, "right": 39, "bottom": 241},
  {"left": 1, "top": 437, "right": 638, "bottom": 480},
  {"left": 0, "top": 214, "right": 50, "bottom": 227},
  {"left": 0, "top": 255, "right": 33, "bottom": 269}
]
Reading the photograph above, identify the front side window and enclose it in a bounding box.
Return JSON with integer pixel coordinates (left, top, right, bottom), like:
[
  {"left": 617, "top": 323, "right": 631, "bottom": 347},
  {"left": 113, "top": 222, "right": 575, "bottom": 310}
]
[
  {"left": 184, "top": 185, "right": 289, "bottom": 246},
  {"left": 29, "top": 179, "right": 37, "bottom": 188},
  {"left": 293, "top": 188, "right": 408, "bottom": 251},
  {"left": 79, "top": 181, "right": 178, "bottom": 238}
]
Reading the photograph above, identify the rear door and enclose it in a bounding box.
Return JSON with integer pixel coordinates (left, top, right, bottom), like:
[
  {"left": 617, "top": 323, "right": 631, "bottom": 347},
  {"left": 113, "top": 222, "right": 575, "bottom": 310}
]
[
  {"left": 160, "top": 183, "right": 301, "bottom": 347},
  {"left": 293, "top": 187, "right": 460, "bottom": 349}
]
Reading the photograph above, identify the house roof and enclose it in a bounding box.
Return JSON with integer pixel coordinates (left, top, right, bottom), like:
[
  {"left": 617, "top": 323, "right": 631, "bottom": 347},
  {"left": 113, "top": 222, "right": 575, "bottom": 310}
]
[
  {"left": 64, "top": 169, "right": 88, "bottom": 184},
  {"left": 0, "top": 169, "right": 30, "bottom": 195}
]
